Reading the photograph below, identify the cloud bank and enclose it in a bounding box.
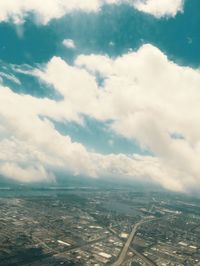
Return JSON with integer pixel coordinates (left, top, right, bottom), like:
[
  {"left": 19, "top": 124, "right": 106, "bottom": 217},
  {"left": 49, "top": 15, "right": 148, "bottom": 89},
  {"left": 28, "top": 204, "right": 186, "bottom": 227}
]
[
  {"left": 1, "top": 43, "right": 200, "bottom": 192},
  {"left": 0, "top": 0, "right": 184, "bottom": 24}
]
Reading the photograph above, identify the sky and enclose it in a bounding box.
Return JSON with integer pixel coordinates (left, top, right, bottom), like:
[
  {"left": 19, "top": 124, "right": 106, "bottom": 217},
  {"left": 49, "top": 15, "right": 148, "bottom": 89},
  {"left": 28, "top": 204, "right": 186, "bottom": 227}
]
[{"left": 0, "top": 0, "right": 200, "bottom": 193}]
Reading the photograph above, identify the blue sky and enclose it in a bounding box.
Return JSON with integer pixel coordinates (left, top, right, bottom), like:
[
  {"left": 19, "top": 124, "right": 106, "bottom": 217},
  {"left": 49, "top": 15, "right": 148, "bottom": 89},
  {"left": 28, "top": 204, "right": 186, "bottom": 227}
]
[
  {"left": 0, "top": 0, "right": 199, "bottom": 66},
  {"left": 0, "top": 0, "right": 200, "bottom": 192}
]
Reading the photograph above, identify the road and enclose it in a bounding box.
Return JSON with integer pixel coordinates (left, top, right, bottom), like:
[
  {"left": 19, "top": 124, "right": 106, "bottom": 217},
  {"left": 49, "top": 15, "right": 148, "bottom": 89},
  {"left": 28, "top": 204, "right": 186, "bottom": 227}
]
[
  {"left": 112, "top": 218, "right": 155, "bottom": 266},
  {"left": 129, "top": 247, "right": 155, "bottom": 266},
  {"left": 53, "top": 236, "right": 108, "bottom": 258}
]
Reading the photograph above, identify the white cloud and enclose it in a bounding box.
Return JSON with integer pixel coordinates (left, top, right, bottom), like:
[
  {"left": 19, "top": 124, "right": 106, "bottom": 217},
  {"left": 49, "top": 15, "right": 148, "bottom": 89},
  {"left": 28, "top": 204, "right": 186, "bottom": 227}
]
[
  {"left": 134, "top": 0, "right": 184, "bottom": 18},
  {"left": 0, "top": 0, "right": 184, "bottom": 24},
  {"left": 0, "top": 85, "right": 174, "bottom": 190},
  {"left": 31, "top": 43, "right": 200, "bottom": 192},
  {"left": 63, "top": 39, "right": 76, "bottom": 49},
  {"left": 2, "top": 42, "right": 200, "bottom": 192},
  {"left": 0, "top": 0, "right": 101, "bottom": 24},
  {"left": 0, "top": 86, "right": 97, "bottom": 181}
]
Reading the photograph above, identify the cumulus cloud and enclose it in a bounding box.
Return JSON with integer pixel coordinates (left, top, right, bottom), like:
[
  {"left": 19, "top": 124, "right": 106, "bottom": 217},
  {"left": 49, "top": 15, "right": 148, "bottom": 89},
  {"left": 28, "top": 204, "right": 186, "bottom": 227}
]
[
  {"left": 0, "top": 0, "right": 101, "bottom": 24},
  {"left": 1, "top": 43, "right": 200, "bottom": 192},
  {"left": 28, "top": 43, "right": 200, "bottom": 192},
  {"left": 0, "top": 84, "right": 174, "bottom": 190},
  {"left": 0, "top": 0, "right": 184, "bottom": 24},
  {"left": 134, "top": 0, "right": 184, "bottom": 18},
  {"left": 76, "top": 45, "right": 200, "bottom": 190},
  {"left": 63, "top": 39, "right": 76, "bottom": 49},
  {"left": 0, "top": 86, "right": 97, "bottom": 181}
]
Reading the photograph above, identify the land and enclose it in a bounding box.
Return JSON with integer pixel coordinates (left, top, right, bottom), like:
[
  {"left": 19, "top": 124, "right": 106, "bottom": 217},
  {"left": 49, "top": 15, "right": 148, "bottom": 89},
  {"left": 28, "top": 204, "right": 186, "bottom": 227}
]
[{"left": 0, "top": 186, "right": 200, "bottom": 265}]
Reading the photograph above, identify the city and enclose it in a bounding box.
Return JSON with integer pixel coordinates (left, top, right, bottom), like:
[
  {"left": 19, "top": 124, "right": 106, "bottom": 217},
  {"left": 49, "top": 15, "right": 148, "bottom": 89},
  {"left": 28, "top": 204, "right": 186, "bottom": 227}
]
[{"left": 0, "top": 187, "right": 199, "bottom": 265}]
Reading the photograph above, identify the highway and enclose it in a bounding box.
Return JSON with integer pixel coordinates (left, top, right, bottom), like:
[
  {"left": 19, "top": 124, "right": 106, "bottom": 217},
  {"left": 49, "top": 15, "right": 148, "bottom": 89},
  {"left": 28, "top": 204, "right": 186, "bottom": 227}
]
[
  {"left": 112, "top": 218, "right": 155, "bottom": 266},
  {"left": 129, "top": 247, "right": 155, "bottom": 266}
]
